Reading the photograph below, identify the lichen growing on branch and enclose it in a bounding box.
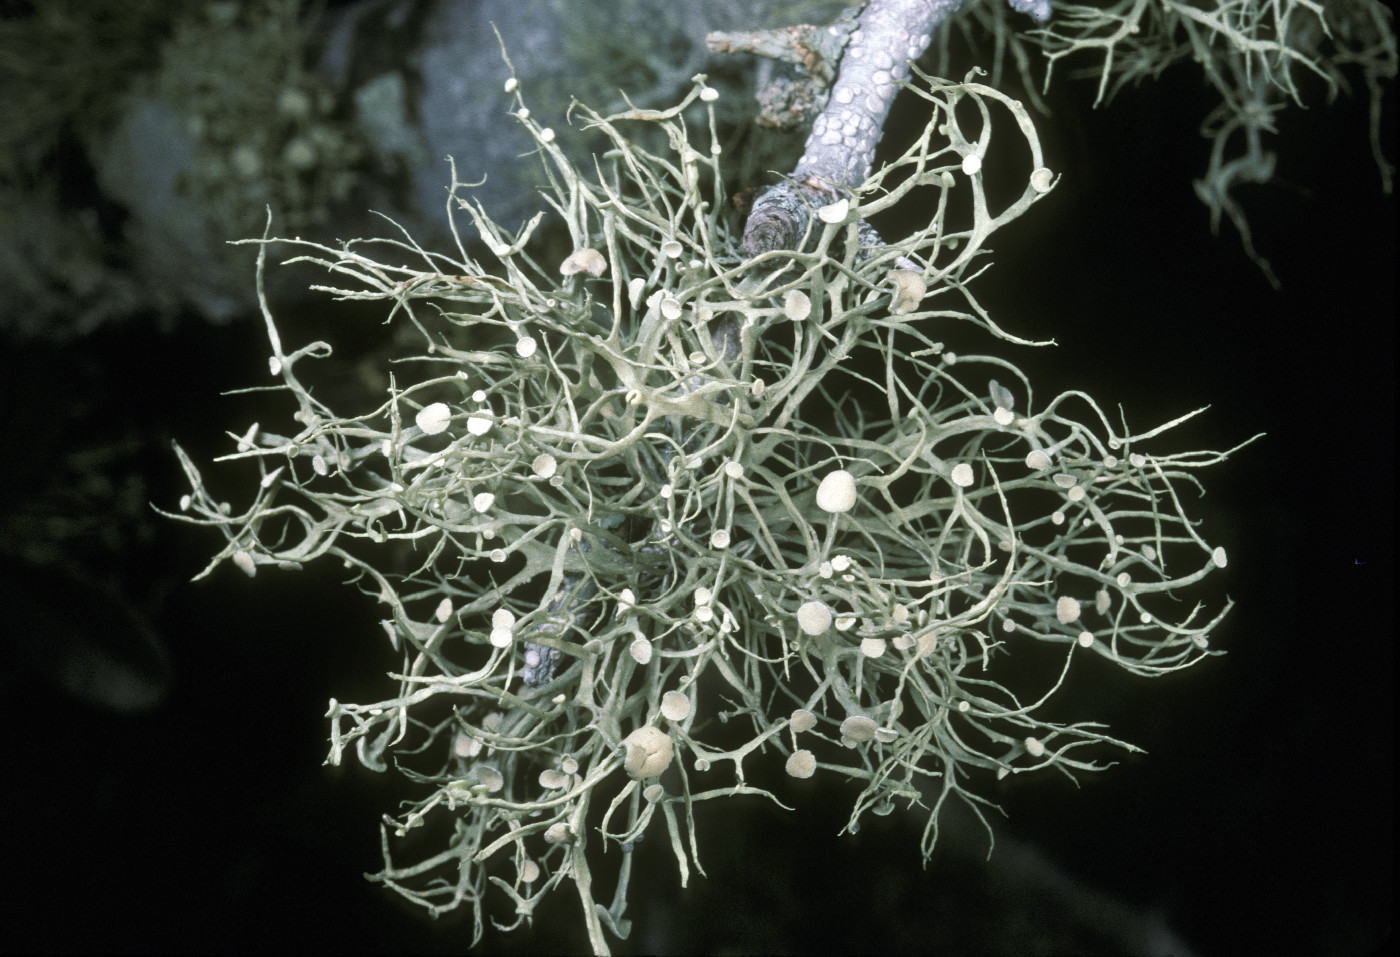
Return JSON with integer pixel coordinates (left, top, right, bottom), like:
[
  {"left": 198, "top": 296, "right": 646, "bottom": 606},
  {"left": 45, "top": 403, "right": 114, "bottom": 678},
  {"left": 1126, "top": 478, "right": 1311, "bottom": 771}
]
[
  {"left": 726, "top": 0, "right": 1393, "bottom": 278},
  {"left": 164, "top": 54, "right": 1256, "bottom": 952},
  {"left": 733, "top": 0, "right": 966, "bottom": 257}
]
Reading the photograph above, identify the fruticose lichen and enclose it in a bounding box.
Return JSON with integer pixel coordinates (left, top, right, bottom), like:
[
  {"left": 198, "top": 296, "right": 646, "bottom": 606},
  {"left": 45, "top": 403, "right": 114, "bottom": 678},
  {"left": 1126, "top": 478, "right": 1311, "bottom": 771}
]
[{"left": 165, "top": 65, "right": 1254, "bottom": 953}]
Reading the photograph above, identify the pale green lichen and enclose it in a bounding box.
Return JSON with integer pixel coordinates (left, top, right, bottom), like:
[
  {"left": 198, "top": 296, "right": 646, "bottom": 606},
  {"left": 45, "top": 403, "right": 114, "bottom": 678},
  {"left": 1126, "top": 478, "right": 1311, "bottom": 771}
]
[{"left": 165, "top": 67, "right": 1256, "bottom": 953}]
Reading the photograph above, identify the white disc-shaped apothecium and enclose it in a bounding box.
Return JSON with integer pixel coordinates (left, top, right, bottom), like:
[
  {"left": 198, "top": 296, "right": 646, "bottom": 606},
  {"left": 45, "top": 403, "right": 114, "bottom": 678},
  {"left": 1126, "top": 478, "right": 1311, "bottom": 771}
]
[
  {"left": 859, "top": 637, "right": 887, "bottom": 658},
  {"left": 1025, "top": 449, "right": 1052, "bottom": 470},
  {"left": 815, "top": 469, "right": 857, "bottom": 513},
  {"left": 232, "top": 550, "right": 256, "bottom": 577},
  {"left": 453, "top": 732, "right": 481, "bottom": 759},
  {"left": 1056, "top": 596, "right": 1081, "bottom": 624},
  {"left": 559, "top": 247, "right": 607, "bottom": 275},
  {"left": 622, "top": 726, "right": 674, "bottom": 779},
  {"left": 784, "top": 289, "right": 811, "bottom": 321},
  {"left": 415, "top": 402, "right": 451, "bottom": 435},
  {"left": 817, "top": 198, "right": 849, "bottom": 223},
  {"left": 887, "top": 269, "right": 926, "bottom": 316},
  {"left": 475, "top": 765, "right": 504, "bottom": 792},
  {"left": 785, "top": 750, "right": 816, "bottom": 778},
  {"left": 661, "top": 691, "right": 691, "bottom": 721},
  {"left": 532, "top": 453, "right": 557, "bottom": 479},
  {"left": 840, "top": 715, "right": 878, "bottom": 742},
  {"left": 796, "top": 601, "right": 832, "bottom": 635}
]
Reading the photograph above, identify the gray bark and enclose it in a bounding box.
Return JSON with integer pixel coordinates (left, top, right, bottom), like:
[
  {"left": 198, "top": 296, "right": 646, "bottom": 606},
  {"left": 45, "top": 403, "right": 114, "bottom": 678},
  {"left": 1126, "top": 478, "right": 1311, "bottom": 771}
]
[{"left": 739, "top": 0, "right": 966, "bottom": 256}]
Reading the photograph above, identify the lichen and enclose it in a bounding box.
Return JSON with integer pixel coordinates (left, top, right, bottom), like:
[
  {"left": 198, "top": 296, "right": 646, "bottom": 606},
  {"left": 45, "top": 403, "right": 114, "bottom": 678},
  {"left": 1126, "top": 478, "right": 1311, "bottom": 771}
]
[{"left": 166, "top": 65, "right": 1255, "bottom": 953}]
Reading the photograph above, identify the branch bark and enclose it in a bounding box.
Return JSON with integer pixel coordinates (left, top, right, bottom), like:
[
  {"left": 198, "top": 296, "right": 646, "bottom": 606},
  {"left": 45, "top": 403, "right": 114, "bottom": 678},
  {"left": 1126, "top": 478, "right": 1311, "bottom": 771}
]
[{"left": 733, "top": 0, "right": 966, "bottom": 257}]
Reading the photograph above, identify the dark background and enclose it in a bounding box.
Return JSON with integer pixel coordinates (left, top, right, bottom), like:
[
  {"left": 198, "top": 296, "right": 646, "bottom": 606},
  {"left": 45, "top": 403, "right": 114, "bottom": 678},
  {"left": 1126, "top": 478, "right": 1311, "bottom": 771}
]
[{"left": 1, "top": 10, "right": 1392, "bottom": 956}]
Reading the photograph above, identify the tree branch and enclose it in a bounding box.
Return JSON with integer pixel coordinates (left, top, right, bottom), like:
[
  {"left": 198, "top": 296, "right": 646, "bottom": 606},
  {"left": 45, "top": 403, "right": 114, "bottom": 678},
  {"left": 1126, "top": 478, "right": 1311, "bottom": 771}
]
[{"left": 731, "top": 0, "right": 970, "bottom": 257}]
